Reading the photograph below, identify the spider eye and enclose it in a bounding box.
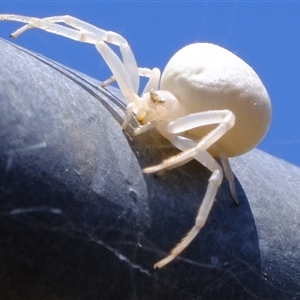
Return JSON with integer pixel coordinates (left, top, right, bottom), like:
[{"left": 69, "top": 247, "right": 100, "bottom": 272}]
[{"left": 150, "top": 89, "right": 166, "bottom": 104}]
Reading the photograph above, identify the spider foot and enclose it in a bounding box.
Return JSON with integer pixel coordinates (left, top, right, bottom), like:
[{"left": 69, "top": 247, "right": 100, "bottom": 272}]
[
  {"left": 143, "top": 163, "right": 165, "bottom": 174},
  {"left": 101, "top": 75, "right": 116, "bottom": 88},
  {"left": 228, "top": 179, "right": 239, "bottom": 206},
  {"left": 154, "top": 254, "right": 176, "bottom": 269},
  {"left": 154, "top": 225, "right": 201, "bottom": 269}
]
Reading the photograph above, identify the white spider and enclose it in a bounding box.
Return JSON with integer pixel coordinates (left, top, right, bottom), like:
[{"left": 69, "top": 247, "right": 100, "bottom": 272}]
[{"left": 0, "top": 14, "right": 272, "bottom": 269}]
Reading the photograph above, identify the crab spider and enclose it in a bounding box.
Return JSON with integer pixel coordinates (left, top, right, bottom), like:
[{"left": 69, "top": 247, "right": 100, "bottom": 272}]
[{"left": 0, "top": 14, "right": 272, "bottom": 269}]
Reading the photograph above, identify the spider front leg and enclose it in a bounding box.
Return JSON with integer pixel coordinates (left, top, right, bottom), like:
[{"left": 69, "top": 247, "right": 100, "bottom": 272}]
[
  {"left": 0, "top": 14, "right": 161, "bottom": 97},
  {"left": 145, "top": 109, "right": 238, "bottom": 202},
  {"left": 144, "top": 109, "right": 235, "bottom": 174},
  {"left": 154, "top": 136, "right": 223, "bottom": 269},
  {"left": 0, "top": 14, "right": 140, "bottom": 94},
  {"left": 101, "top": 67, "right": 161, "bottom": 96},
  {"left": 219, "top": 154, "right": 239, "bottom": 205},
  {"left": 142, "top": 109, "right": 236, "bottom": 268},
  {"left": 0, "top": 14, "right": 162, "bottom": 129}
]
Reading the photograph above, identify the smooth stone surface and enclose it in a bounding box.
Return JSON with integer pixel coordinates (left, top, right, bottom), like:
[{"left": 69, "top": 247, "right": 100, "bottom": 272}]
[{"left": 1, "top": 38, "right": 300, "bottom": 300}]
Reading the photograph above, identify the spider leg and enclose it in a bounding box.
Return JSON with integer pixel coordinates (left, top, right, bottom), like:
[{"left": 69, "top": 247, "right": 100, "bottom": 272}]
[
  {"left": 154, "top": 135, "right": 223, "bottom": 269},
  {"left": 219, "top": 154, "right": 239, "bottom": 205},
  {"left": 101, "top": 67, "right": 160, "bottom": 95},
  {"left": 0, "top": 14, "right": 161, "bottom": 96},
  {"left": 0, "top": 14, "right": 160, "bottom": 128},
  {"left": 143, "top": 109, "right": 235, "bottom": 173},
  {"left": 170, "top": 136, "right": 239, "bottom": 205},
  {"left": 36, "top": 16, "right": 161, "bottom": 93},
  {"left": 0, "top": 14, "right": 140, "bottom": 94},
  {"left": 132, "top": 121, "right": 157, "bottom": 136},
  {"left": 139, "top": 67, "right": 161, "bottom": 94},
  {"left": 151, "top": 110, "right": 237, "bottom": 268},
  {"left": 171, "top": 135, "right": 239, "bottom": 205}
]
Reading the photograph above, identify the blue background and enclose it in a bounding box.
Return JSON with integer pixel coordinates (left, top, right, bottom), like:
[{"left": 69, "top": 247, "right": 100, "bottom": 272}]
[{"left": 0, "top": 2, "right": 299, "bottom": 167}]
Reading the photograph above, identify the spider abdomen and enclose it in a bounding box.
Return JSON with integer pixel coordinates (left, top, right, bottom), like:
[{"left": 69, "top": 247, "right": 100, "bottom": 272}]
[{"left": 160, "top": 43, "right": 272, "bottom": 157}]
